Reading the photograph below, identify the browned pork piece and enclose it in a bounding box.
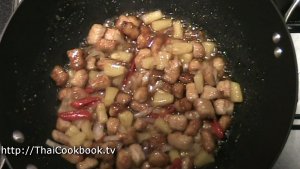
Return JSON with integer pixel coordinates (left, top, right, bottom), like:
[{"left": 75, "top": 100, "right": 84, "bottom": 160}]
[
  {"left": 201, "top": 130, "right": 216, "bottom": 153},
  {"left": 51, "top": 65, "right": 68, "bottom": 86},
  {"left": 87, "top": 24, "right": 106, "bottom": 45},
  {"left": 67, "top": 48, "right": 86, "bottom": 70},
  {"left": 137, "top": 25, "right": 152, "bottom": 49},
  {"left": 120, "top": 22, "right": 140, "bottom": 40}
]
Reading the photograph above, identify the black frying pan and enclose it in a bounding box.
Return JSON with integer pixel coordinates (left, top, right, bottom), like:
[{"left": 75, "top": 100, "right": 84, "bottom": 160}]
[{"left": 0, "top": 0, "right": 297, "bottom": 169}]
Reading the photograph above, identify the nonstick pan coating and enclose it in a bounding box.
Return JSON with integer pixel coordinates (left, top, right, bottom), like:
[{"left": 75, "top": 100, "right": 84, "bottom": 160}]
[{"left": 0, "top": 0, "right": 297, "bottom": 168}]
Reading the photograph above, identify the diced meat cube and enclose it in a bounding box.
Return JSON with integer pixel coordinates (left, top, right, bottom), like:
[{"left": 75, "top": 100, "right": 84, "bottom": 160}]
[
  {"left": 130, "top": 101, "right": 149, "bottom": 112},
  {"left": 219, "top": 115, "right": 232, "bottom": 130},
  {"left": 70, "top": 69, "right": 88, "bottom": 88},
  {"left": 167, "top": 115, "right": 188, "bottom": 131},
  {"left": 193, "top": 42, "right": 205, "bottom": 58},
  {"left": 133, "top": 87, "right": 148, "bottom": 103},
  {"left": 106, "top": 118, "right": 120, "bottom": 135},
  {"left": 213, "top": 99, "right": 234, "bottom": 115},
  {"left": 51, "top": 65, "right": 69, "bottom": 86},
  {"left": 137, "top": 25, "right": 152, "bottom": 49},
  {"left": 167, "top": 132, "right": 193, "bottom": 151},
  {"left": 95, "top": 39, "right": 118, "bottom": 52},
  {"left": 184, "top": 119, "right": 201, "bottom": 136},
  {"left": 135, "top": 48, "right": 151, "bottom": 69},
  {"left": 86, "top": 56, "right": 97, "bottom": 70},
  {"left": 163, "top": 59, "right": 181, "bottom": 84},
  {"left": 88, "top": 71, "right": 111, "bottom": 90},
  {"left": 172, "top": 83, "right": 185, "bottom": 99},
  {"left": 133, "top": 118, "right": 148, "bottom": 131},
  {"left": 201, "top": 130, "right": 216, "bottom": 153},
  {"left": 148, "top": 151, "right": 169, "bottom": 168},
  {"left": 174, "top": 98, "right": 192, "bottom": 113},
  {"left": 116, "top": 92, "right": 132, "bottom": 105},
  {"left": 116, "top": 149, "right": 133, "bottom": 169},
  {"left": 193, "top": 98, "right": 215, "bottom": 119},
  {"left": 104, "top": 28, "right": 124, "bottom": 43},
  {"left": 87, "top": 24, "right": 106, "bottom": 45},
  {"left": 121, "top": 22, "right": 140, "bottom": 40},
  {"left": 186, "top": 83, "right": 198, "bottom": 101},
  {"left": 188, "top": 59, "right": 201, "bottom": 73},
  {"left": 217, "top": 80, "right": 231, "bottom": 98},
  {"left": 202, "top": 61, "right": 218, "bottom": 86},
  {"left": 213, "top": 57, "right": 225, "bottom": 77},
  {"left": 115, "top": 15, "right": 141, "bottom": 29},
  {"left": 67, "top": 49, "right": 86, "bottom": 71},
  {"left": 151, "top": 35, "right": 166, "bottom": 54},
  {"left": 201, "top": 85, "right": 221, "bottom": 100}
]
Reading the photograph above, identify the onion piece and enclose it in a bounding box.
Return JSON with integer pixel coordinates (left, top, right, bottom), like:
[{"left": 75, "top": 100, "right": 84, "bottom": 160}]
[
  {"left": 161, "top": 144, "right": 172, "bottom": 152},
  {"left": 93, "top": 122, "right": 105, "bottom": 141},
  {"left": 134, "top": 107, "right": 153, "bottom": 118},
  {"left": 148, "top": 80, "right": 163, "bottom": 93},
  {"left": 103, "top": 135, "right": 120, "bottom": 142},
  {"left": 87, "top": 48, "right": 105, "bottom": 58},
  {"left": 142, "top": 71, "right": 150, "bottom": 85},
  {"left": 142, "top": 117, "right": 156, "bottom": 123},
  {"left": 116, "top": 142, "right": 124, "bottom": 150},
  {"left": 45, "top": 139, "right": 63, "bottom": 148}
]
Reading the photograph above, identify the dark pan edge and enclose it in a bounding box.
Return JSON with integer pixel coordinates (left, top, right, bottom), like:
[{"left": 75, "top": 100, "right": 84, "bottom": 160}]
[{"left": 268, "top": 0, "right": 299, "bottom": 168}]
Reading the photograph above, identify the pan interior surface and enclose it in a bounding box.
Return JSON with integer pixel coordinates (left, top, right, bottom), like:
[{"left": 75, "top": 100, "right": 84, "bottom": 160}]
[{"left": 0, "top": 0, "right": 297, "bottom": 169}]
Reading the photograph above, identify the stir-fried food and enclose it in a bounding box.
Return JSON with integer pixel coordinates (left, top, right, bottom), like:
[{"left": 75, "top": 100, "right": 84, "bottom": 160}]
[{"left": 50, "top": 10, "right": 243, "bottom": 169}]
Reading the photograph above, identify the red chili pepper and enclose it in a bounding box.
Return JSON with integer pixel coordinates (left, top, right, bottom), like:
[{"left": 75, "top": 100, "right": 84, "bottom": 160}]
[
  {"left": 123, "top": 60, "right": 136, "bottom": 85},
  {"left": 165, "top": 104, "right": 176, "bottom": 114},
  {"left": 84, "top": 86, "right": 95, "bottom": 94},
  {"left": 169, "top": 158, "right": 182, "bottom": 169},
  {"left": 71, "top": 96, "right": 100, "bottom": 109},
  {"left": 59, "top": 109, "right": 92, "bottom": 121},
  {"left": 211, "top": 120, "right": 225, "bottom": 139},
  {"left": 150, "top": 112, "right": 167, "bottom": 119},
  {"left": 149, "top": 113, "right": 159, "bottom": 119},
  {"left": 149, "top": 104, "right": 175, "bottom": 119}
]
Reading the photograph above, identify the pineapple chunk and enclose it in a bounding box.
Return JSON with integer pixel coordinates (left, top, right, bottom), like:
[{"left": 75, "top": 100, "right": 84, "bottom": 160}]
[
  {"left": 83, "top": 140, "right": 93, "bottom": 148},
  {"left": 173, "top": 21, "right": 183, "bottom": 39},
  {"left": 155, "top": 51, "right": 172, "bottom": 70},
  {"left": 112, "top": 75, "right": 125, "bottom": 87},
  {"left": 141, "top": 57, "right": 155, "bottom": 69},
  {"left": 152, "top": 90, "right": 174, "bottom": 107},
  {"left": 151, "top": 19, "right": 173, "bottom": 31},
  {"left": 178, "top": 53, "right": 193, "bottom": 64},
  {"left": 96, "top": 103, "right": 108, "bottom": 124},
  {"left": 194, "top": 71, "right": 204, "bottom": 94},
  {"left": 193, "top": 150, "right": 215, "bottom": 167},
  {"left": 104, "top": 63, "right": 126, "bottom": 77},
  {"left": 111, "top": 51, "right": 133, "bottom": 63},
  {"left": 104, "top": 87, "right": 119, "bottom": 106},
  {"left": 69, "top": 132, "right": 86, "bottom": 147},
  {"left": 65, "top": 125, "right": 80, "bottom": 137},
  {"left": 186, "top": 83, "right": 199, "bottom": 101},
  {"left": 137, "top": 132, "right": 151, "bottom": 143},
  {"left": 171, "top": 42, "right": 193, "bottom": 55},
  {"left": 118, "top": 110, "right": 134, "bottom": 128},
  {"left": 230, "top": 82, "right": 243, "bottom": 102},
  {"left": 169, "top": 149, "right": 180, "bottom": 162},
  {"left": 141, "top": 10, "right": 163, "bottom": 24},
  {"left": 81, "top": 120, "right": 94, "bottom": 140},
  {"left": 154, "top": 118, "right": 172, "bottom": 134},
  {"left": 202, "top": 42, "right": 216, "bottom": 57}
]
